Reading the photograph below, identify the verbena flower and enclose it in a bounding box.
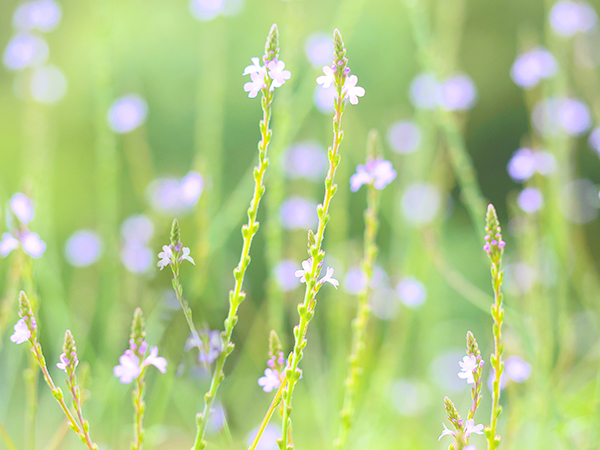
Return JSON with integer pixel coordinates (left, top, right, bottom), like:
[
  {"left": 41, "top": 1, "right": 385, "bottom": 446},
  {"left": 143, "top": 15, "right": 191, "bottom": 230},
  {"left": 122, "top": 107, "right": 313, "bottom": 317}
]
[
  {"left": 113, "top": 345, "right": 167, "bottom": 384},
  {"left": 350, "top": 159, "right": 397, "bottom": 192},
  {"left": 343, "top": 74, "right": 365, "bottom": 105},
  {"left": 157, "top": 243, "right": 194, "bottom": 270},
  {"left": 510, "top": 47, "right": 557, "bottom": 89},
  {"left": 56, "top": 351, "right": 79, "bottom": 372},
  {"left": 244, "top": 71, "right": 267, "bottom": 98},
  {"left": 438, "top": 419, "right": 484, "bottom": 441},
  {"left": 549, "top": 0, "right": 597, "bottom": 37},
  {"left": 258, "top": 368, "right": 281, "bottom": 393},
  {"left": 107, "top": 94, "right": 148, "bottom": 134},
  {"left": 458, "top": 354, "right": 479, "bottom": 384},
  {"left": 316, "top": 65, "right": 335, "bottom": 88},
  {"left": 294, "top": 258, "right": 339, "bottom": 288},
  {"left": 10, "top": 318, "right": 32, "bottom": 344},
  {"left": 185, "top": 330, "right": 223, "bottom": 364},
  {"left": 267, "top": 60, "right": 291, "bottom": 88},
  {"left": 1, "top": 193, "right": 46, "bottom": 258},
  {"left": 10, "top": 193, "right": 35, "bottom": 224},
  {"left": 243, "top": 55, "right": 291, "bottom": 98}
]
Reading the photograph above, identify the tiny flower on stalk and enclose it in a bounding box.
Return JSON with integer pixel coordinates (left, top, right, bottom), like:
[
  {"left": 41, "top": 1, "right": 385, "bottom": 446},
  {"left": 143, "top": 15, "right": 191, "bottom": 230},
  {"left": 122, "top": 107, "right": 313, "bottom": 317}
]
[
  {"left": 11, "top": 293, "right": 37, "bottom": 344},
  {"left": 1, "top": 193, "right": 46, "bottom": 258},
  {"left": 157, "top": 219, "right": 194, "bottom": 271},
  {"left": 295, "top": 258, "right": 339, "bottom": 289},
  {"left": 10, "top": 318, "right": 33, "bottom": 344},
  {"left": 438, "top": 419, "right": 484, "bottom": 441},
  {"left": 258, "top": 330, "right": 286, "bottom": 392},
  {"left": 483, "top": 204, "right": 505, "bottom": 259},
  {"left": 458, "top": 354, "right": 479, "bottom": 385},
  {"left": 343, "top": 74, "right": 365, "bottom": 105},
  {"left": 350, "top": 159, "right": 397, "bottom": 192}
]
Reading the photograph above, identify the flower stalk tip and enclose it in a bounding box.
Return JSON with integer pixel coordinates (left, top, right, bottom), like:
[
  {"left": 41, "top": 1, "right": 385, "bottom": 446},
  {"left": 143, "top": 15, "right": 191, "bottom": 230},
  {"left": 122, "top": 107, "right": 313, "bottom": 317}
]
[{"left": 264, "top": 24, "right": 279, "bottom": 63}]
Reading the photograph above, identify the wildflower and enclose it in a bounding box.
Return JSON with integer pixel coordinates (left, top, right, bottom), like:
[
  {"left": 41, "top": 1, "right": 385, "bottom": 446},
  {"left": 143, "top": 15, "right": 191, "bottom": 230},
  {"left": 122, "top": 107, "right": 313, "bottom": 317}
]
[
  {"left": 435, "top": 73, "right": 477, "bottom": 111},
  {"left": 13, "top": 0, "right": 62, "bottom": 33},
  {"left": 305, "top": 33, "right": 333, "bottom": 67},
  {"left": 157, "top": 243, "right": 194, "bottom": 270},
  {"left": 147, "top": 171, "right": 204, "bottom": 215},
  {"left": 438, "top": 419, "right": 484, "bottom": 441},
  {"left": 0, "top": 231, "right": 46, "bottom": 258},
  {"left": 258, "top": 368, "right": 281, "bottom": 392},
  {"left": 243, "top": 57, "right": 265, "bottom": 76},
  {"left": 64, "top": 230, "right": 103, "bottom": 267},
  {"left": 505, "top": 356, "right": 532, "bottom": 382},
  {"left": 10, "top": 318, "right": 32, "bottom": 344},
  {"left": 280, "top": 197, "right": 318, "bottom": 230},
  {"left": 267, "top": 60, "right": 291, "bottom": 88},
  {"left": 316, "top": 65, "right": 335, "bottom": 88},
  {"left": 483, "top": 204, "right": 506, "bottom": 257},
  {"left": 517, "top": 188, "right": 543, "bottom": 213},
  {"left": 185, "top": 330, "right": 222, "bottom": 364},
  {"left": 350, "top": 159, "right": 397, "bottom": 192},
  {"left": 113, "top": 346, "right": 167, "bottom": 384},
  {"left": 294, "top": 258, "right": 339, "bottom": 288},
  {"left": 244, "top": 70, "right": 267, "bottom": 98},
  {"left": 10, "top": 193, "right": 35, "bottom": 224},
  {"left": 549, "top": 1, "right": 597, "bottom": 37},
  {"left": 397, "top": 278, "right": 426, "bottom": 308},
  {"left": 387, "top": 120, "right": 422, "bottom": 154},
  {"left": 273, "top": 260, "right": 302, "bottom": 292},
  {"left": 107, "top": 94, "right": 148, "bottom": 134},
  {"left": 3, "top": 33, "right": 49, "bottom": 71},
  {"left": 458, "top": 354, "right": 478, "bottom": 384},
  {"left": 510, "top": 47, "right": 557, "bottom": 89},
  {"left": 56, "top": 352, "right": 78, "bottom": 372},
  {"left": 342, "top": 74, "right": 365, "bottom": 105}
]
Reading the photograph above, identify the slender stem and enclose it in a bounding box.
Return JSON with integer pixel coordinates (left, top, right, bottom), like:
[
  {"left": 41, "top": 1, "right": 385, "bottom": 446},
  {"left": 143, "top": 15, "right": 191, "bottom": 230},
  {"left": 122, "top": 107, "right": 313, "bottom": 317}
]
[
  {"left": 132, "top": 375, "right": 146, "bottom": 450},
  {"left": 279, "top": 55, "right": 346, "bottom": 450},
  {"left": 191, "top": 79, "right": 275, "bottom": 450},
  {"left": 248, "top": 380, "right": 286, "bottom": 450},
  {"left": 487, "top": 260, "right": 504, "bottom": 450},
  {"left": 67, "top": 380, "right": 95, "bottom": 450},
  {"left": 172, "top": 268, "right": 201, "bottom": 345},
  {"left": 334, "top": 183, "right": 380, "bottom": 449},
  {"left": 0, "top": 419, "right": 19, "bottom": 450}
]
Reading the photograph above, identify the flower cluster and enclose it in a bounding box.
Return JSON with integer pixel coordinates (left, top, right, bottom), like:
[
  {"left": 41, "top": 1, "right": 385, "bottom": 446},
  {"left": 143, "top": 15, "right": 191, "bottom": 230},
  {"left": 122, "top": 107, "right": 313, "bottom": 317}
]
[
  {"left": 316, "top": 64, "right": 364, "bottom": 105},
  {"left": 510, "top": 47, "right": 557, "bottom": 89},
  {"left": 1, "top": 193, "right": 46, "bottom": 258},
  {"left": 258, "top": 350, "right": 285, "bottom": 393},
  {"left": 243, "top": 57, "right": 291, "bottom": 98},
  {"left": 350, "top": 159, "right": 397, "bottom": 192},
  {"left": 294, "top": 257, "right": 339, "bottom": 289},
  {"left": 157, "top": 241, "right": 194, "bottom": 270},
  {"left": 185, "top": 330, "right": 223, "bottom": 364},
  {"left": 483, "top": 204, "right": 506, "bottom": 259},
  {"left": 113, "top": 342, "right": 167, "bottom": 384},
  {"left": 56, "top": 331, "right": 79, "bottom": 373},
  {"left": 10, "top": 291, "right": 37, "bottom": 344}
]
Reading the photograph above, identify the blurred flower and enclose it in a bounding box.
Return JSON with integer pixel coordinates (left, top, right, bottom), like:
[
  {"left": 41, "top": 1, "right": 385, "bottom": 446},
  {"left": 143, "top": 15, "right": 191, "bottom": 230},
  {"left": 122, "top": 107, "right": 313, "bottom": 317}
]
[
  {"left": 369, "top": 288, "right": 400, "bottom": 320},
  {"left": 560, "top": 179, "right": 600, "bottom": 223},
  {"left": 314, "top": 85, "right": 336, "bottom": 113},
  {"left": 458, "top": 355, "right": 478, "bottom": 384},
  {"left": 64, "top": 230, "right": 103, "bottom": 267},
  {"left": 295, "top": 258, "right": 339, "bottom": 288},
  {"left": 121, "top": 215, "right": 154, "bottom": 244},
  {"left": 10, "top": 318, "right": 31, "bottom": 344},
  {"left": 517, "top": 188, "right": 543, "bottom": 213},
  {"left": 350, "top": 159, "right": 397, "bottom": 192},
  {"left": 147, "top": 171, "right": 204, "bottom": 215},
  {"left": 533, "top": 97, "right": 591, "bottom": 136},
  {"left": 387, "top": 120, "right": 422, "bottom": 154},
  {"left": 206, "top": 402, "right": 226, "bottom": 434},
  {"left": 401, "top": 182, "right": 442, "bottom": 226},
  {"left": 504, "top": 262, "right": 537, "bottom": 296},
  {"left": 487, "top": 369, "right": 508, "bottom": 392},
  {"left": 13, "top": 0, "right": 62, "bottom": 32},
  {"left": 10, "top": 193, "right": 35, "bottom": 224},
  {"left": 390, "top": 378, "right": 431, "bottom": 417},
  {"left": 435, "top": 73, "right": 477, "bottom": 111},
  {"left": 121, "top": 243, "right": 154, "bottom": 274},
  {"left": 505, "top": 356, "right": 531, "bottom": 382},
  {"left": 3, "top": 33, "right": 48, "bottom": 71},
  {"left": 510, "top": 47, "right": 557, "bottom": 89},
  {"left": 280, "top": 197, "right": 317, "bottom": 230},
  {"left": 506, "top": 148, "right": 556, "bottom": 182},
  {"left": 344, "top": 266, "right": 389, "bottom": 294},
  {"left": 282, "top": 141, "right": 327, "bottom": 181},
  {"left": 186, "top": 330, "right": 222, "bottom": 364},
  {"left": 30, "top": 65, "right": 67, "bottom": 104},
  {"left": 343, "top": 74, "right": 365, "bottom": 105},
  {"left": 1, "top": 231, "right": 46, "bottom": 258},
  {"left": 305, "top": 33, "right": 333, "bottom": 67},
  {"left": 409, "top": 73, "right": 438, "bottom": 109},
  {"left": 397, "top": 277, "right": 426, "bottom": 308},
  {"left": 247, "top": 424, "right": 279, "bottom": 450},
  {"left": 157, "top": 244, "right": 194, "bottom": 270},
  {"left": 267, "top": 60, "right": 291, "bottom": 88},
  {"left": 588, "top": 126, "right": 600, "bottom": 156},
  {"left": 273, "top": 260, "right": 301, "bottom": 292},
  {"left": 534, "top": 152, "right": 557, "bottom": 175},
  {"left": 189, "top": 0, "right": 226, "bottom": 20},
  {"left": 550, "top": 1, "right": 597, "bottom": 37},
  {"left": 316, "top": 65, "right": 335, "bottom": 89},
  {"left": 430, "top": 350, "right": 469, "bottom": 393},
  {"left": 258, "top": 368, "right": 281, "bottom": 392},
  {"left": 107, "top": 94, "right": 148, "bottom": 133}
]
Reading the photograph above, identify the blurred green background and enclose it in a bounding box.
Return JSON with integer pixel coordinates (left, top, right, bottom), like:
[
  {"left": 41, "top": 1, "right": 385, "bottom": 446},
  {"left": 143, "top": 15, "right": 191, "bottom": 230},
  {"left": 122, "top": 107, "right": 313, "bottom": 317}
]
[{"left": 2, "top": 0, "right": 600, "bottom": 449}]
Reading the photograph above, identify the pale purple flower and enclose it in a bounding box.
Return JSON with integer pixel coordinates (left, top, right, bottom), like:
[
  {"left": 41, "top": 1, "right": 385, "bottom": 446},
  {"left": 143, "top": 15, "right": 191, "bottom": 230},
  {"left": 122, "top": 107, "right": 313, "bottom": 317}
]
[
  {"left": 267, "top": 60, "right": 291, "bottom": 88},
  {"left": 10, "top": 193, "right": 35, "bottom": 224},
  {"left": 397, "top": 278, "right": 426, "bottom": 308},
  {"left": 13, "top": 0, "right": 62, "bottom": 32},
  {"left": 507, "top": 148, "right": 537, "bottom": 182},
  {"left": 10, "top": 318, "right": 31, "bottom": 344},
  {"left": 401, "top": 183, "right": 442, "bottom": 225},
  {"left": 108, "top": 94, "right": 148, "bottom": 133},
  {"left": 121, "top": 215, "right": 154, "bottom": 245},
  {"left": 350, "top": 159, "right": 397, "bottom": 192},
  {"left": 505, "top": 356, "right": 532, "bottom": 382},
  {"left": 343, "top": 74, "right": 365, "bottom": 105},
  {"left": 409, "top": 73, "right": 438, "bottom": 109},
  {"left": 258, "top": 368, "right": 281, "bottom": 392},
  {"left": 305, "top": 33, "right": 333, "bottom": 67},
  {"left": 157, "top": 244, "right": 194, "bottom": 270},
  {"left": 121, "top": 242, "right": 153, "bottom": 274},
  {"left": 316, "top": 65, "right": 335, "bottom": 89},
  {"left": 243, "top": 57, "right": 264, "bottom": 76},
  {"left": 244, "top": 70, "right": 266, "bottom": 98},
  {"left": 487, "top": 369, "right": 508, "bottom": 392},
  {"left": 247, "top": 425, "right": 279, "bottom": 450},
  {"left": 189, "top": 0, "right": 226, "bottom": 21},
  {"left": 143, "top": 346, "right": 167, "bottom": 373},
  {"left": 273, "top": 260, "right": 301, "bottom": 292},
  {"left": 147, "top": 172, "right": 203, "bottom": 215},
  {"left": 280, "top": 197, "right": 318, "bottom": 230},
  {"left": 438, "top": 419, "right": 483, "bottom": 441},
  {"left": 344, "top": 266, "right": 389, "bottom": 294},
  {"left": 56, "top": 352, "right": 78, "bottom": 372},
  {"left": 510, "top": 48, "right": 557, "bottom": 89},
  {"left": 533, "top": 97, "right": 591, "bottom": 136},
  {"left": 534, "top": 152, "right": 557, "bottom": 175},
  {"left": 550, "top": 1, "right": 597, "bottom": 37},
  {"left": 314, "top": 85, "right": 336, "bottom": 113},
  {"left": 30, "top": 65, "right": 68, "bottom": 104},
  {"left": 295, "top": 258, "right": 339, "bottom": 288},
  {"left": 21, "top": 231, "right": 47, "bottom": 258},
  {"left": 282, "top": 141, "right": 328, "bottom": 180},
  {"left": 387, "top": 120, "right": 422, "bottom": 154},
  {"left": 64, "top": 230, "right": 103, "bottom": 267},
  {"left": 113, "top": 350, "right": 141, "bottom": 383},
  {"left": 0, "top": 233, "right": 19, "bottom": 257},
  {"left": 458, "top": 354, "right": 478, "bottom": 384},
  {"left": 186, "top": 330, "right": 222, "bottom": 364},
  {"left": 589, "top": 126, "right": 600, "bottom": 155},
  {"left": 438, "top": 423, "right": 455, "bottom": 441},
  {"left": 436, "top": 74, "right": 477, "bottom": 111},
  {"left": 179, "top": 171, "right": 204, "bottom": 207},
  {"left": 3, "top": 33, "right": 48, "bottom": 70},
  {"left": 517, "top": 188, "right": 544, "bottom": 213}
]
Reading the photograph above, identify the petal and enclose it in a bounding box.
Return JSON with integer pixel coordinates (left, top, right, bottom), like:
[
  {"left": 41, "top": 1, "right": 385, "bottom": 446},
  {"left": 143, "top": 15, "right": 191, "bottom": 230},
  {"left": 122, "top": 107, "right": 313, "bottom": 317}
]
[{"left": 0, "top": 233, "right": 19, "bottom": 257}]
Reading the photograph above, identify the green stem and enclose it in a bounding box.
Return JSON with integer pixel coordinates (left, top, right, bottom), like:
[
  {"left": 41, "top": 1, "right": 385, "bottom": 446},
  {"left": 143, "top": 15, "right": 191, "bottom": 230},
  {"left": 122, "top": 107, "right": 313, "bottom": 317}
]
[
  {"left": 334, "top": 183, "right": 380, "bottom": 449},
  {"left": 487, "top": 260, "right": 504, "bottom": 450},
  {"left": 172, "top": 267, "right": 201, "bottom": 345},
  {"left": 0, "top": 418, "right": 19, "bottom": 450},
  {"left": 67, "top": 375, "right": 95, "bottom": 450},
  {"left": 248, "top": 380, "right": 286, "bottom": 450},
  {"left": 132, "top": 376, "right": 146, "bottom": 450},
  {"left": 191, "top": 79, "right": 275, "bottom": 450}
]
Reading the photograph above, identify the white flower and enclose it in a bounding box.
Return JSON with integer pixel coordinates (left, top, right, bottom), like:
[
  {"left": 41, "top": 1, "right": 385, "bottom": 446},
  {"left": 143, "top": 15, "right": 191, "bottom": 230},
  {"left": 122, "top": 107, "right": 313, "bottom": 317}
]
[
  {"left": 267, "top": 60, "right": 291, "bottom": 88},
  {"left": 258, "top": 368, "right": 281, "bottom": 392},
  {"left": 464, "top": 419, "right": 484, "bottom": 437},
  {"left": 243, "top": 57, "right": 264, "bottom": 76},
  {"left": 316, "top": 65, "right": 335, "bottom": 88},
  {"left": 458, "top": 354, "right": 478, "bottom": 384},
  {"left": 10, "top": 193, "right": 35, "bottom": 224},
  {"left": 157, "top": 244, "right": 194, "bottom": 270},
  {"left": 438, "top": 423, "right": 455, "bottom": 441},
  {"left": 10, "top": 319, "right": 31, "bottom": 344},
  {"left": 0, "top": 233, "right": 19, "bottom": 257},
  {"left": 0, "top": 231, "right": 46, "bottom": 258},
  {"left": 143, "top": 346, "right": 167, "bottom": 373},
  {"left": 244, "top": 70, "right": 267, "bottom": 98},
  {"left": 343, "top": 74, "right": 365, "bottom": 105},
  {"left": 294, "top": 258, "right": 339, "bottom": 289},
  {"left": 113, "top": 350, "right": 141, "bottom": 384}
]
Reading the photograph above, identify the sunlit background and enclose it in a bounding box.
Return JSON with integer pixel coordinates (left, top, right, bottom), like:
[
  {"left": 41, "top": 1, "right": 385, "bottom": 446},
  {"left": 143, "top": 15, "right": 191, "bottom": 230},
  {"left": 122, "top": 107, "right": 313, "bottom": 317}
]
[{"left": 2, "top": 0, "right": 600, "bottom": 449}]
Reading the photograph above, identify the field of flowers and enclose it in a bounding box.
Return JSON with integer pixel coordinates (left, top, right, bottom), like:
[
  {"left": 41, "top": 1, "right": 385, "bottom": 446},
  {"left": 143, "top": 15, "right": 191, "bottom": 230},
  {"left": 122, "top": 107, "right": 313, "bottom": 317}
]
[{"left": 1, "top": 0, "right": 600, "bottom": 449}]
